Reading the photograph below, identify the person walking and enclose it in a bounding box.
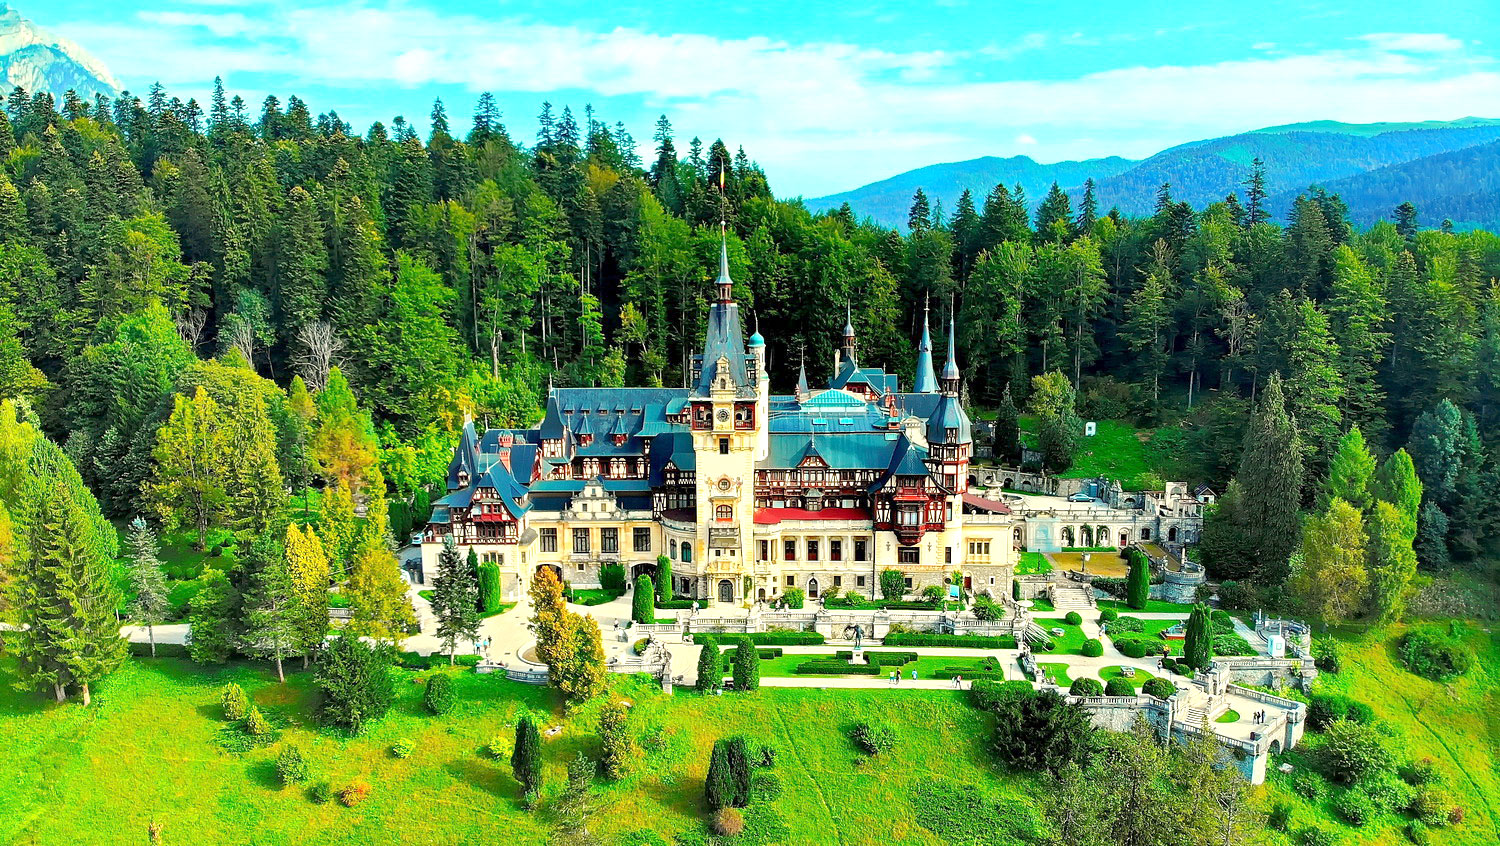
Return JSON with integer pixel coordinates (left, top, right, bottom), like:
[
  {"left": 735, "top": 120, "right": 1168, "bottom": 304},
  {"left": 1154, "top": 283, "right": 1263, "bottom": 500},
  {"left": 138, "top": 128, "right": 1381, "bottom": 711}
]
[
  {"left": 953, "top": 674, "right": 962, "bottom": 689},
  {"left": 890, "top": 671, "right": 897, "bottom": 686},
  {"left": 911, "top": 668, "right": 918, "bottom": 682}
]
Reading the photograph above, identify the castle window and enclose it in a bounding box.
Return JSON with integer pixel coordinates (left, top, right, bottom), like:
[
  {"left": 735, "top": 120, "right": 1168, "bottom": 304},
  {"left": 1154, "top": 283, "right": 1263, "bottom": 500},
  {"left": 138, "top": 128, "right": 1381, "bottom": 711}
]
[
  {"left": 601, "top": 528, "right": 618, "bottom": 554},
  {"left": 854, "top": 540, "right": 867, "bottom": 561},
  {"left": 670, "top": 539, "right": 678, "bottom": 559},
  {"left": 540, "top": 528, "right": 557, "bottom": 553},
  {"left": 759, "top": 540, "right": 769, "bottom": 561},
  {"left": 898, "top": 547, "right": 919, "bottom": 565},
  {"left": 715, "top": 504, "right": 733, "bottom": 522},
  {"left": 633, "top": 528, "right": 651, "bottom": 552},
  {"left": 573, "top": 528, "right": 590, "bottom": 554},
  {"left": 719, "top": 438, "right": 729, "bottom": 455},
  {"left": 784, "top": 539, "right": 797, "bottom": 561},
  {"left": 786, "top": 575, "right": 795, "bottom": 586},
  {"left": 830, "top": 540, "right": 842, "bottom": 561},
  {"left": 807, "top": 540, "right": 819, "bottom": 561}
]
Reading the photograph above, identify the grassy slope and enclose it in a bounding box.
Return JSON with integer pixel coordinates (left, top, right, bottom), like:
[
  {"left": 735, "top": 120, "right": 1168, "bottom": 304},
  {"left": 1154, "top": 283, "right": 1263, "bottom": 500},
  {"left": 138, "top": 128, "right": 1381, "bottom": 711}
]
[
  {"left": 1258, "top": 624, "right": 1500, "bottom": 846},
  {"left": 1007, "top": 416, "right": 1180, "bottom": 490},
  {"left": 0, "top": 657, "right": 1023, "bottom": 846}
]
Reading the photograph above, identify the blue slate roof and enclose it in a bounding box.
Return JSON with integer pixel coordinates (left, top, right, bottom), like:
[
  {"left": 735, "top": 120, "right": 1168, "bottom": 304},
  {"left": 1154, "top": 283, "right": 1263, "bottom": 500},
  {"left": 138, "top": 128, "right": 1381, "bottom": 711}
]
[
  {"left": 926, "top": 394, "right": 973, "bottom": 445},
  {"left": 913, "top": 305, "right": 938, "bottom": 394}
]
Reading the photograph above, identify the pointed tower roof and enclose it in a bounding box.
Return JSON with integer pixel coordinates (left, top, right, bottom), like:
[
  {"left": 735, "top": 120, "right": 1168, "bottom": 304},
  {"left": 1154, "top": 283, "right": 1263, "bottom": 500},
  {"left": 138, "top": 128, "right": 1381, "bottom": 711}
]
[
  {"left": 941, "top": 312, "right": 960, "bottom": 386},
  {"left": 796, "top": 353, "right": 810, "bottom": 398},
  {"left": 715, "top": 224, "right": 733, "bottom": 303},
  {"left": 913, "top": 295, "right": 938, "bottom": 393},
  {"left": 843, "top": 302, "right": 855, "bottom": 338},
  {"left": 693, "top": 222, "right": 753, "bottom": 397}
]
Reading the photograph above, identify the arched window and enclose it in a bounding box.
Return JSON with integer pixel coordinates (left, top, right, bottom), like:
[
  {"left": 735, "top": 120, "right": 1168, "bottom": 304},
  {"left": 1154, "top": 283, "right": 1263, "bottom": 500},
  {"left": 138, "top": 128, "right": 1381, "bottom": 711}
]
[
  {"left": 715, "top": 504, "right": 733, "bottom": 522},
  {"left": 682, "top": 544, "right": 692, "bottom": 563},
  {"left": 670, "top": 539, "right": 678, "bottom": 559}
]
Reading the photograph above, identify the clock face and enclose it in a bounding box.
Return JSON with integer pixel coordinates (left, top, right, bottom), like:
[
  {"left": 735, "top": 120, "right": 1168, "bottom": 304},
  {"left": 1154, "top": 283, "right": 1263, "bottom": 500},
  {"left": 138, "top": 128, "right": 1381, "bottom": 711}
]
[
  {"left": 716, "top": 408, "right": 731, "bottom": 423},
  {"left": 717, "top": 478, "right": 733, "bottom": 492}
]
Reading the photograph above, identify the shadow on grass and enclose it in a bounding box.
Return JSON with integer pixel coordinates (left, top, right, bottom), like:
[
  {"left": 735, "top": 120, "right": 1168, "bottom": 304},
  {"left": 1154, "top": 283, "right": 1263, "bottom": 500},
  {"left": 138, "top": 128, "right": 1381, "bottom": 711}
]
[
  {"left": 444, "top": 755, "right": 516, "bottom": 802},
  {"left": 247, "top": 756, "right": 283, "bottom": 790}
]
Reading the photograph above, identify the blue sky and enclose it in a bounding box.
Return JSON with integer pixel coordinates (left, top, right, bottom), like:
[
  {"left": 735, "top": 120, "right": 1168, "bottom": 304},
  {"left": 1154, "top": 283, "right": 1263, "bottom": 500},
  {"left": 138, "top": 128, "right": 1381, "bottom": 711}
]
[{"left": 36, "top": 0, "right": 1500, "bottom": 196}]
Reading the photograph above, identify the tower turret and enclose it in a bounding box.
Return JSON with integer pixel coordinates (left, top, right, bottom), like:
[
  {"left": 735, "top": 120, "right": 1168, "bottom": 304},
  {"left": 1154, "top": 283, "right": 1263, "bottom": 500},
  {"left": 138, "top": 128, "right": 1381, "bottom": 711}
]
[{"left": 913, "top": 294, "right": 938, "bottom": 394}]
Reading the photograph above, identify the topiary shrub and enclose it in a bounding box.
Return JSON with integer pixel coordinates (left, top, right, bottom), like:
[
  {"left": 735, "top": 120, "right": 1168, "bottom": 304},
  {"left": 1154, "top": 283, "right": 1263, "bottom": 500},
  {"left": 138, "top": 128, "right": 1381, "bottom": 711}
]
[
  {"left": 1099, "top": 608, "right": 1118, "bottom": 622},
  {"left": 1080, "top": 638, "right": 1103, "bottom": 658},
  {"left": 423, "top": 674, "right": 455, "bottom": 716},
  {"left": 1069, "top": 677, "right": 1104, "bottom": 697},
  {"left": 1161, "top": 657, "right": 1179, "bottom": 673},
  {"left": 712, "top": 807, "right": 745, "bottom": 837},
  {"left": 1334, "top": 789, "right": 1375, "bottom": 825},
  {"left": 1064, "top": 611, "right": 1083, "bottom": 626},
  {"left": 750, "top": 771, "right": 783, "bottom": 802},
  {"left": 1105, "top": 677, "right": 1135, "bottom": 696},
  {"left": 244, "top": 705, "right": 271, "bottom": 737},
  {"left": 221, "top": 683, "right": 249, "bottom": 721},
  {"left": 391, "top": 739, "right": 414, "bottom": 759},
  {"left": 1116, "top": 638, "right": 1149, "bottom": 659},
  {"left": 275, "top": 744, "right": 309, "bottom": 785},
  {"left": 850, "top": 721, "right": 896, "bottom": 756},
  {"left": 310, "top": 780, "right": 334, "bottom": 804},
  {"left": 337, "top": 781, "right": 371, "bottom": 807},
  {"left": 1141, "top": 678, "right": 1175, "bottom": 699}
]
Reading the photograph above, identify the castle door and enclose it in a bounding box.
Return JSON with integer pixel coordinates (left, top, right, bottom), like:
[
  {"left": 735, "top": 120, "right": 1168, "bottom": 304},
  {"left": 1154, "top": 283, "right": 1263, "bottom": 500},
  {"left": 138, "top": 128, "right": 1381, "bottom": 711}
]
[
  {"left": 717, "top": 579, "right": 734, "bottom": 603},
  {"left": 807, "top": 578, "right": 820, "bottom": 599}
]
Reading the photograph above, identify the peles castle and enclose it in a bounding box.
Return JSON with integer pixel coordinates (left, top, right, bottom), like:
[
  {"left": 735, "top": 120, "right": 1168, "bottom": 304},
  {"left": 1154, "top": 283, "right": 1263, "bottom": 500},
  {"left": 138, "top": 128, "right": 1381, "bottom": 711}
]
[{"left": 417, "top": 232, "right": 1206, "bottom": 605}]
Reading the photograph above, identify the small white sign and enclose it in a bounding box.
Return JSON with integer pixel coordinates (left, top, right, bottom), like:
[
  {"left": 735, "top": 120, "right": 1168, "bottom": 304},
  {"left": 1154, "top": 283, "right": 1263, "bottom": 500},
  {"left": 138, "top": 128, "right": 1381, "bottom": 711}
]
[{"left": 1084, "top": 421, "right": 1097, "bottom": 437}]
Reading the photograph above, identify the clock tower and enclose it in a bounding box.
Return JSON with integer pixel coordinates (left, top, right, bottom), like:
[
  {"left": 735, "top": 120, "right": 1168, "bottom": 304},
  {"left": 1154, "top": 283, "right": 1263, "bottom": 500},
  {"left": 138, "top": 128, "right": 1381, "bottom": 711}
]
[{"left": 688, "top": 227, "right": 768, "bottom": 604}]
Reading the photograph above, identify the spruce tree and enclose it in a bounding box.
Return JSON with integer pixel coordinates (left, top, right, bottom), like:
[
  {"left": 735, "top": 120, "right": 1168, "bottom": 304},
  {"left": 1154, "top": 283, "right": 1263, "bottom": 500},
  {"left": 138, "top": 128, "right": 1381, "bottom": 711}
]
[
  {"left": 242, "top": 533, "right": 298, "bottom": 683},
  {"left": 8, "top": 482, "right": 126, "bottom": 704},
  {"left": 125, "top": 517, "right": 169, "bottom": 657},
  {"left": 1235, "top": 374, "right": 1304, "bottom": 582},
  {"left": 993, "top": 383, "right": 1020, "bottom": 463},
  {"left": 726, "top": 735, "right": 752, "bottom": 807},
  {"left": 1198, "top": 479, "right": 1256, "bottom": 580},
  {"left": 705, "top": 739, "right": 735, "bottom": 811},
  {"left": 512, "top": 714, "right": 543, "bottom": 799},
  {"left": 432, "top": 536, "right": 480, "bottom": 664},
  {"left": 1372, "top": 449, "right": 1422, "bottom": 533},
  {"left": 1324, "top": 426, "right": 1375, "bottom": 512},
  {"left": 696, "top": 636, "right": 721, "bottom": 693},
  {"left": 632, "top": 574, "right": 654, "bottom": 624}
]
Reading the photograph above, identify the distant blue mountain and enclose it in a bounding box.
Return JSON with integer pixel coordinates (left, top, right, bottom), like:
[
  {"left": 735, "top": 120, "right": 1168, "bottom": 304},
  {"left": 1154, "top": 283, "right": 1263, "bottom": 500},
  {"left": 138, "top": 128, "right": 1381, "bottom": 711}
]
[
  {"left": 806, "top": 154, "right": 1136, "bottom": 229},
  {"left": 812, "top": 118, "right": 1500, "bottom": 231}
]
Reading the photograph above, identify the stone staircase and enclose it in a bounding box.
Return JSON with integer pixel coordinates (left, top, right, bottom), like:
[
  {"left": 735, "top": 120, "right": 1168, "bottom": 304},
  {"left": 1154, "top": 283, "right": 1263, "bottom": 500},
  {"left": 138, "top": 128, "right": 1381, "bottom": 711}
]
[{"left": 1049, "top": 584, "right": 1096, "bottom": 614}]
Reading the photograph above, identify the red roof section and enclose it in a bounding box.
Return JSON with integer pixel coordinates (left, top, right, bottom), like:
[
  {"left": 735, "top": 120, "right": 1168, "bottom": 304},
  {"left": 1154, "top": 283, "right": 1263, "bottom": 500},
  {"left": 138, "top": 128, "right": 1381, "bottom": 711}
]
[
  {"left": 962, "top": 492, "right": 1012, "bottom": 513},
  {"left": 754, "top": 507, "right": 871, "bottom": 525}
]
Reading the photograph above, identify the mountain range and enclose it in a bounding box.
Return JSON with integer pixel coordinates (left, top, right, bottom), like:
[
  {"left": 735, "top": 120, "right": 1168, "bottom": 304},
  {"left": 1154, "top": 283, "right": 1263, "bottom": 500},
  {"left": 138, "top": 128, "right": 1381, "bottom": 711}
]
[
  {"left": 809, "top": 117, "right": 1500, "bottom": 232},
  {"left": 0, "top": 3, "right": 119, "bottom": 104}
]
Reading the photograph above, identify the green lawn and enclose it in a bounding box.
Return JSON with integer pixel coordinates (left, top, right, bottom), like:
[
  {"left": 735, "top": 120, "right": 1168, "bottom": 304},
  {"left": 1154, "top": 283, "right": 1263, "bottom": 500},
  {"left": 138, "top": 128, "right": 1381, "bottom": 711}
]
[
  {"left": 1028, "top": 597, "right": 1055, "bottom": 612},
  {"left": 1015, "top": 552, "right": 1052, "bottom": 575},
  {"left": 1034, "top": 618, "right": 1088, "bottom": 654},
  {"left": 1036, "top": 662, "right": 1073, "bottom": 686},
  {"left": 1014, "top": 417, "right": 1182, "bottom": 490},
  {"left": 566, "top": 588, "right": 624, "bottom": 606},
  {"left": 0, "top": 656, "right": 1029, "bottom": 846},
  {"left": 1255, "top": 623, "right": 1500, "bottom": 846},
  {"left": 1097, "top": 665, "right": 1158, "bottom": 689},
  {"left": 1215, "top": 709, "right": 1241, "bottom": 724}
]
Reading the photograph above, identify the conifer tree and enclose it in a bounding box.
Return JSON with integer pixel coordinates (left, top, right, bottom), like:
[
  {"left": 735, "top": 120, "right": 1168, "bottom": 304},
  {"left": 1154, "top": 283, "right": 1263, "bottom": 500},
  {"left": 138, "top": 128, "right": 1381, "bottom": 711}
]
[
  {"left": 655, "top": 555, "right": 672, "bottom": 604},
  {"left": 1126, "top": 549, "right": 1149, "bottom": 610},
  {"left": 511, "top": 714, "right": 543, "bottom": 799},
  {"left": 7, "top": 481, "right": 126, "bottom": 704},
  {"left": 1243, "top": 157, "right": 1267, "bottom": 226},
  {"left": 432, "top": 536, "right": 480, "bottom": 664},
  {"left": 275, "top": 186, "right": 328, "bottom": 347},
  {"left": 1235, "top": 374, "right": 1304, "bottom": 582},
  {"left": 1182, "top": 604, "right": 1213, "bottom": 670},
  {"left": 555, "top": 612, "right": 607, "bottom": 704},
  {"left": 1034, "top": 182, "right": 1074, "bottom": 243},
  {"left": 125, "top": 517, "right": 169, "bottom": 657},
  {"left": 732, "top": 639, "right": 760, "bottom": 691},
  {"left": 705, "top": 739, "right": 735, "bottom": 811},
  {"left": 148, "top": 387, "right": 227, "bottom": 549},
  {"left": 187, "top": 568, "right": 240, "bottom": 664},
  {"left": 1372, "top": 449, "right": 1422, "bottom": 534},
  {"left": 993, "top": 383, "right": 1020, "bottom": 463},
  {"left": 242, "top": 533, "right": 298, "bottom": 682},
  {"left": 1368, "top": 501, "right": 1417, "bottom": 625},
  {"left": 696, "top": 636, "right": 721, "bottom": 693},
  {"left": 284, "top": 523, "right": 331, "bottom": 667},
  {"left": 1324, "top": 426, "right": 1375, "bottom": 512},
  {"left": 632, "top": 574, "right": 654, "bottom": 624}
]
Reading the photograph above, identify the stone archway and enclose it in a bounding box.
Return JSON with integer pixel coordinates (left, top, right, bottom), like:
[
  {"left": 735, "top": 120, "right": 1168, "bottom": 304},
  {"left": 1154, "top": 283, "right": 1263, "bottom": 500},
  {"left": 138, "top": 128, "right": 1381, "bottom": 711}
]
[
  {"left": 807, "top": 577, "right": 820, "bottom": 598},
  {"left": 1061, "top": 526, "right": 1075, "bottom": 547},
  {"left": 757, "top": 587, "right": 766, "bottom": 602},
  {"left": 717, "top": 579, "right": 734, "bottom": 603},
  {"left": 1269, "top": 739, "right": 1282, "bottom": 755},
  {"left": 1168, "top": 526, "right": 1179, "bottom": 543},
  {"left": 631, "top": 561, "right": 658, "bottom": 582},
  {"left": 1097, "top": 526, "right": 1111, "bottom": 547},
  {"left": 1080, "top": 525, "right": 1094, "bottom": 547}
]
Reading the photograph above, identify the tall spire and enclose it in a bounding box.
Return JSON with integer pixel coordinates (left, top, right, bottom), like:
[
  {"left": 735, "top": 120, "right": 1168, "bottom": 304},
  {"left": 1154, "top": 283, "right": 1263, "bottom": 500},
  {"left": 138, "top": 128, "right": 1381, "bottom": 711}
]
[
  {"left": 940, "top": 301, "right": 960, "bottom": 395},
  {"left": 796, "top": 347, "right": 809, "bottom": 399},
  {"left": 715, "top": 221, "right": 733, "bottom": 304},
  {"left": 913, "top": 292, "right": 938, "bottom": 393},
  {"left": 840, "top": 301, "right": 857, "bottom": 371}
]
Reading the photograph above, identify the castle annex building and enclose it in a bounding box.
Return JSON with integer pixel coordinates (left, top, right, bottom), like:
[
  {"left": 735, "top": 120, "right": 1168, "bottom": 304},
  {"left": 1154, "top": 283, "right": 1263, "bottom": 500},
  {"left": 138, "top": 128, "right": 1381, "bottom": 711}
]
[{"left": 418, "top": 233, "right": 1017, "bottom": 605}]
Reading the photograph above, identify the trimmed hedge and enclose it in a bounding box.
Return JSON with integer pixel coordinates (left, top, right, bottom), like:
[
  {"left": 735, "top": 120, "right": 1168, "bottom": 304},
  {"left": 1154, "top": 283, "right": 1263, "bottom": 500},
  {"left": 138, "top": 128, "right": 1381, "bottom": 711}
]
[
  {"left": 1116, "top": 638, "right": 1150, "bottom": 659},
  {"left": 1104, "top": 677, "right": 1135, "bottom": 696},
  {"left": 756, "top": 648, "right": 783, "bottom": 659},
  {"left": 1098, "top": 608, "right": 1118, "bottom": 623},
  {"left": 1080, "top": 638, "right": 1104, "bottom": 658},
  {"left": 835, "top": 650, "right": 918, "bottom": 667},
  {"left": 655, "top": 599, "right": 696, "bottom": 610},
  {"left": 1069, "top": 677, "right": 1104, "bottom": 696},
  {"left": 884, "top": 632, "right": 1017, "bottom": 649},
  {"left": 1108, "top": 616, "right": 1147, "bottom": 634},
  {"left": 794, "top": 660, "right": 881, "bottom": 675},
  {"left": 1141, "top": 678, "right": 1175, "bottom": 699},
  {"left": 1064, "top": 611, "right": 1083, "bottom": 626},
  {"left": 747, "top": 632, "right": 824, "bottom": 645}
]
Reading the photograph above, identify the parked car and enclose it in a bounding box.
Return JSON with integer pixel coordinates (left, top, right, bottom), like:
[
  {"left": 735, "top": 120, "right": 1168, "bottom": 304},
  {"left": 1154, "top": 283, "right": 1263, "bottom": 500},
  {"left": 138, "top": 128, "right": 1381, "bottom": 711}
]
[
  {"left": 410, "top": 531, "right": 423, "bottom": 546},
  {"left": 1067, "top": 492, "right": 1094, "bottom": 502}
]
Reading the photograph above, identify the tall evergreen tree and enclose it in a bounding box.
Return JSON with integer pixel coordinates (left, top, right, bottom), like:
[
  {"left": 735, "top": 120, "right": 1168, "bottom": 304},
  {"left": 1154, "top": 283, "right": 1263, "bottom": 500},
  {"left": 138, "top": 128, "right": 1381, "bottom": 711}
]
[
  {"left": 993, "top": 383, "right": 1020, "bottom": 463},
  {"left": 1368, "top": 501, "right": 1417, "bottom": 625},
  {"left": 285, "top": 523, "right": 331, "bottom": 667},
  {"left": 1182, "top": 604, "right": 1213, "bottom": 670},
  {"left": 511, "top": 714, "right": 543, "bottom": 799},
  {"left": 432, "top": 536, "right": 480, "bottom": 664},
  {"left": 1323, "top": 426, "right": 1376, "bottom": 512},
  {"left": 242, "top": 533, "right": 298, "bottom": 683},
  {"left": 125, "top": 517, "right": 169, "bottom": 657},
  {"left": 1236, "top": 374, "right": 1304, "bottom": 582},
  {"left": 696, "top": 636, "right": 721, "bottom": 693}
]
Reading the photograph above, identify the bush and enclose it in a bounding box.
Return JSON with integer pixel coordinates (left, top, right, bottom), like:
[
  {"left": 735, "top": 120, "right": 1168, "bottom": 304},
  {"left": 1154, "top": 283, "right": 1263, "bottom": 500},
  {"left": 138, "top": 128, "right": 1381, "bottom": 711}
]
[
  {"left": 756, "top": 648, "right": 783, "bottom": 659},
  {"left": 1323, "top": 719, "right": 1395, "bottom": 783},
  {"left": 1334, "top": 789, "right": 1375, "bottom": 825},
  {"left": 1069, "top": 678, "right": 1104, "bottom": 697},
  {"left": 750, "top": 771, "right": 783, "bottom": 802},
  {"left": 783, "top": 587, "right": 805, "bottom": 609},
  {"left": 1161, "top": 657, "right": 1179, "bottom": 673},
  {"left": 1399, "top": 630, "right": 1474, "bottom": 681},
  {"left": 883, "top": 632, "right": 1016, "bottom": 648},
  {"left": 1267, "top": 802, "right": 1292, "bottom": 832},
  {"left": 423, "top": 674, "right": 455, "bottom": 716},
  {"left": 850, "top": 721, "right": 896, "bottom": 755},
  {"left": 275, "top": 744, "right": 308, "bottom": 785},
  {"left": 485, "top": 735, "right": 508, "bottom": 759},
  {"left": 391, "top": 739, "right": 414, "bottom": 759},
  {"left": 1104, "top": 677, "right": 1135, "bottom": 696},
  {"left": 1313, "top": 638, "right": 1342, "bottom": 673},
  {"left": 755, "top": 745, "right": 777, "bottom": 768},
  {"left": 1108, "top": 616, "right": 1146, "bottom": 634},
  {"left": 1294, "top": 772, "right": 1328, "bottom": 800},
  {"left": 477, "top": 561, "right": 502, "bottom": 613},
  {"left": 1302, "top": 825, "right": 1339, "bottom": 846},
  {"left": 1080, "top": 638, "right": 1103, "bottom": 658},
  {"left": 969, "top": 679, "right": 1035, "bottom": 712},
  {"left": 1216, "top": 579, "right": 1258, "bottom": 610},
  {"left": 1141, "top": 678, "right": 1175, "bottom": 699},
  {"left": 1116, "top": 638, "right": 1149, "bottom": 659},
  {"left": 732, "top": 640, "right": 760, "bottom": 691},
  {"left": 337, "top": 781, "right": 371, "bottom": 807},
  {"left": 310, "top": 780, "right": 335, "bottom": 804},
  {"left": 315, "top": 633, "right": 395, "bottom": 735},
  {"left": 793, "top": 660, "right": 880, "bottom": 676},
  {"left": 221, "top": 683, "right": 249, "bottom": 721},
  {"left": 632, "top": 574, "right": 655, "bottom": 623},
  {"left": 1408, "top": 787, "right": 1455, "bottom": 827},
  {"left": 1402, "top": 758, "right": 1441, "bottom": 787},
  {"left": 244, "top": 706, "right": 271, "bottom": 737},
  {"left": 1098, "top": 608, "right": 1118, "bottom": 622},
  {"left": 1358, "top": 771, "right": 1415, "bottom": 812},
  {"left": 712, "top": 808, "right": 745, "bottom": 837},
  {"left": 1405, "top": 821, "right": 1430, "bottom": 845},
  {"left": 599, "top": 562, "right": 626, "bottom": 593},
  {"left": 835, "top": 650, "right": 917, "bottom": 666},
  {"left": 1309, "top": 694, "right": 1374, "bottom": 730},
  {"left": 1063, "top": 611, "right": 1083, "bottom": 625},
  {"left": 972, "top": 595, "right": 1001, "bottom": 621}
]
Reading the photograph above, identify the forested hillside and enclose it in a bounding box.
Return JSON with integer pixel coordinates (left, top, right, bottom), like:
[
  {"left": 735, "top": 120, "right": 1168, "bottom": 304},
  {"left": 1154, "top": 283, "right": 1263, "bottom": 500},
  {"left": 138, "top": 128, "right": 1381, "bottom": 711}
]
[{"left": 0, "top": 79, "right": 1496, "bottom": 606}]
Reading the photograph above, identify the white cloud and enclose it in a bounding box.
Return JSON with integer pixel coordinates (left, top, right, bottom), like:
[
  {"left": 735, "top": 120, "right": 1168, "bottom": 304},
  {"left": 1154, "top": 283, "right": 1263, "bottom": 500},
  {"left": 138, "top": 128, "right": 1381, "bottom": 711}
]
[{"left": 53, "top": 7, "right": 1500, "bottom": 195}]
